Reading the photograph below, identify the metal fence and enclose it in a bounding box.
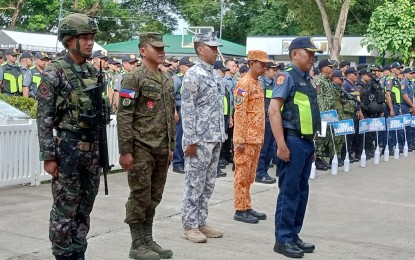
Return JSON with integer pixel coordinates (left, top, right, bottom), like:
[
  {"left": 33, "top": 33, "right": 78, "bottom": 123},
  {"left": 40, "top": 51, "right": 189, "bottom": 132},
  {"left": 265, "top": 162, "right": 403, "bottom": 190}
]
[{"left": 0, "top": 116, "right": 121, "bottom": 188}]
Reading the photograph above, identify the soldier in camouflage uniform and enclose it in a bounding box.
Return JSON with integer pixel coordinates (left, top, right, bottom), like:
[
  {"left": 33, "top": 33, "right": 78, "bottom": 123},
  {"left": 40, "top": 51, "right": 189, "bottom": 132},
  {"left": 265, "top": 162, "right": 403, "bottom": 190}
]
[
  {"left": 36, "top": 13, "right": 104, "bottom": 260},
  {"left": 180, "top": 31, "right": 226, "bottom": 243},
  {"left": 315, "top": 59, "right": 344, "bottom": 167},
  {"left": 117, "top": 32, "right": 175, "bottom": 260}
]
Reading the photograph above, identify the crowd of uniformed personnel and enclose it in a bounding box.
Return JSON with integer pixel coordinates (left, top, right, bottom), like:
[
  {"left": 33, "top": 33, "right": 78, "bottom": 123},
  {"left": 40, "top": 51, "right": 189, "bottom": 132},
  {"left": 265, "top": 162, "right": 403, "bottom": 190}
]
[{"left": 3, "top": 44, "right": 415, "bottom": 177}]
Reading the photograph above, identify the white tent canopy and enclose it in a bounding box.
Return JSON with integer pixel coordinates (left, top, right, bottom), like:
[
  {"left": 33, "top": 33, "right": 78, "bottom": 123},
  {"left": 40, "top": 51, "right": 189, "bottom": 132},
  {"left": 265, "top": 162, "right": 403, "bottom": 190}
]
[{"left": 0, "top": 30, "right": 106, "bottom": 53}]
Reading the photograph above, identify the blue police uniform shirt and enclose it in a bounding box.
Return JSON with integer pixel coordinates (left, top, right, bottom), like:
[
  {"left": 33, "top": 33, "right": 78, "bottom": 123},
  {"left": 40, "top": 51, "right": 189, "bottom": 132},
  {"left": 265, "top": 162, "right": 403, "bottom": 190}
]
[
  {"left": 173, "top": 74, "right": 182, "bottom": 107},
  {"left": 23, "top": 69, "right": 32, "bottom": 87},
  {"left": 113, "top": 73, "right": 123, "bottom": 92},
  {"left": 0, "top": 66, "right": 3, "bottom": 80},
  {"left": 271, "top": 64, "right": 310, "bottom": 130},
  {"left": 225, "top": 76, "right": 236, "bottom": 94},
  {"left": 401, "top": 78, "right": 414, "bottom": 104},
  {"left": 342, "top": 79, "right": 355, "bottom": 93}
]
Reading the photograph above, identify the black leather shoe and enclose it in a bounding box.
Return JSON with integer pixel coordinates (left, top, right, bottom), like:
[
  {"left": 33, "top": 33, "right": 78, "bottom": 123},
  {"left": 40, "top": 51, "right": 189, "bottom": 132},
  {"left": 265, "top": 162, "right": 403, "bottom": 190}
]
[
  {"left": 315, "top": 158, "right": 328, "bottom": 171},
  {"left": 173, "top": 165, "right": 185, "bottom": 174},
  {"left": 219, "top": 162, "right": 227, "bottom": 169},
  {"left": 321, "top": 158, "right": 331, "bottom": 169},
  {"left": 71, "top": 252, "right": 85, "bottom": 260},
  {"left": 246, "top": 209, "right": 266, "bottom": 220},
  {"left": 294, "top": 238, "right": 315, "bottom": 253},
  {"left": 55, "top": 256, "right": 71, "bottom": 260},
  {"left": 217, "top": 169, "right": 227, "bottom": 178},
  {"left": 220, "top": 158, "right": 229, "bottom": 165},
  {"left": 274, "top": 241, "right": 304, "bottom": 258},
  {"left": 255, "top": 175, "right": 276, "bottom": 184},
  {"left": 234, "top": 210, "right": 259, "bottom": 224},
  {"left": 338, "top": 160, "right": 344, "bottom": 167}
]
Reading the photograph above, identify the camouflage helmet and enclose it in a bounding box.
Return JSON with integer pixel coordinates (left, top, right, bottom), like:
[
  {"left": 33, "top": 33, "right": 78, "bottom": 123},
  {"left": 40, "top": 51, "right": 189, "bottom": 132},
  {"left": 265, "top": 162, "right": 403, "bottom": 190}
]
[{"left": 58, "top": 13, "right": 98, "bottom": 42}]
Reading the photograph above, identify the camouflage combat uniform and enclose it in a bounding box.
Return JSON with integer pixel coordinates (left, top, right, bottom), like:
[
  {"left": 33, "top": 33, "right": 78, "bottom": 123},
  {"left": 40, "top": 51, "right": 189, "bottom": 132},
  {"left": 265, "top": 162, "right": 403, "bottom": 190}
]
[
  {"left": 36, "top": 54, "right": 102, "bottom": 257},
  {"left": 181, "top": 59, "right": 226, "bottom": 229},
  {"left": 315, "top": 74, "right": 344, "bottom": 157}
]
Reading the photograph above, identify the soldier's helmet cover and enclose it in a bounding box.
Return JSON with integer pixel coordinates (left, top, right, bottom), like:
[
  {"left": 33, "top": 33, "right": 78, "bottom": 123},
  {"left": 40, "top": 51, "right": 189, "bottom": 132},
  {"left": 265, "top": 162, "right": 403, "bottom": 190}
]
[{"left": 58, "top": 13, "right": 98, "bottom": 42}]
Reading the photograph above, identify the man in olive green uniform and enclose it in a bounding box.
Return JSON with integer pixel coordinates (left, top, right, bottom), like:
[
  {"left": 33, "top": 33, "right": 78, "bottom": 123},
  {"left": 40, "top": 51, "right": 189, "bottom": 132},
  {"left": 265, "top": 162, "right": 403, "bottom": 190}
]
[
  {"left": 36, "top": 13, "right": 106, "bottom": 260},
  {"left": 117, "top": 33, "right": 175, "bottom": 260}
]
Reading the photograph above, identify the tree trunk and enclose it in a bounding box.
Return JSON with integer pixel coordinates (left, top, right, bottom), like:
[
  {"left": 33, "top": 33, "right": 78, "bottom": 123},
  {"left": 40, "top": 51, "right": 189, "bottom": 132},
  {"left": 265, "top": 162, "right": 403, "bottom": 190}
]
[
  {"left": 315, "top": 0, "right": 352, "bottom": 62},
  {"left": 9, "top": 0, "right": 24, "bottom": 30}
]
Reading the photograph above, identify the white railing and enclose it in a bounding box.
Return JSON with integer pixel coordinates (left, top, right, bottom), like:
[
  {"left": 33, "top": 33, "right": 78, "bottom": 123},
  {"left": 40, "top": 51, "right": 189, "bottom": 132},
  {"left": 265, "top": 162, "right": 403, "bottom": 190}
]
[{"left": 0, "top": 115, "right": 121, "bottom": 188}]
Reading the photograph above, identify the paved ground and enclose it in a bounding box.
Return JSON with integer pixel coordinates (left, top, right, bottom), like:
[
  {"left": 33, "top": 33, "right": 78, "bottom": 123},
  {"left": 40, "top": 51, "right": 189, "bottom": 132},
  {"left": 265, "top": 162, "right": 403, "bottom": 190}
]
[{"left": 1, "top": 155, "right": 415, "bottom": 260}]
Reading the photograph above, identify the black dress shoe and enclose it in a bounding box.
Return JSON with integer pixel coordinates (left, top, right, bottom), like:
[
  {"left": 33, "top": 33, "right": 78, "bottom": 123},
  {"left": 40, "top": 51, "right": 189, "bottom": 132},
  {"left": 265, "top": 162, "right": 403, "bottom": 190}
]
[
  {"left": 315, "top": 159, "right": 328, "bottom": 171},
  {"left": 321, "top": 158, "right": 331, "bottom": 169},
  {"left": 55, "top": 256, "right": 71, "bottom": 260},
  {"left": 173, "top": 165, "right": 185, "bottom": 174},
  {"left": 234, "top": 210, "right": 259, "bottom": 224},
  {"left": 71, "top": 252, "right": 85, "bottom": 260},
  {"left": 274, "top": 241, "right": 304, "bottom": 258},
  {"left": 255, "top": 175, "right": 276, "bottom": 184},
  {"left": 246, "top": 209, "right": 266, "bottom": 220},
  {"left": 217, "top": 169, "right": 227, "bottom": 178},
  {"left": 294, "top": 238, "right": 315, "bottom": 253},
  {"left": 219, "top": 162, "right": 227, "bottom": 169}
]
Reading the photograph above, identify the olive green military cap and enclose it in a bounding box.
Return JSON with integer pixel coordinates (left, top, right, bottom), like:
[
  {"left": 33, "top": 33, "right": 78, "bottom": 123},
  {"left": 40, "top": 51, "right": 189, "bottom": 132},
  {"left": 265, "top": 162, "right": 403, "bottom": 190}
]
[{"left": 139, "top": 32, "right": 169, "bottom": 47}]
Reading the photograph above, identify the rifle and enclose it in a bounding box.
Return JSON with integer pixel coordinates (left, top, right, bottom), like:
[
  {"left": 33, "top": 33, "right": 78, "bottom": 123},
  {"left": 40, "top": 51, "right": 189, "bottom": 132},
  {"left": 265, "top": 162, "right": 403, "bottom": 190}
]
[{"left": 79, "top": 62, "right": 112, "bottom": 195}]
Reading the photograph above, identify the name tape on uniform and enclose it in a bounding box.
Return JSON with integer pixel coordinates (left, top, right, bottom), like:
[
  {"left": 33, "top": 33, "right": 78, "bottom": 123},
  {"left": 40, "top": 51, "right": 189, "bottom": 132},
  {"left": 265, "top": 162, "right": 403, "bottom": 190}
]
[{"left": 333, "top": 119, "right": 355, "bottom": 136}]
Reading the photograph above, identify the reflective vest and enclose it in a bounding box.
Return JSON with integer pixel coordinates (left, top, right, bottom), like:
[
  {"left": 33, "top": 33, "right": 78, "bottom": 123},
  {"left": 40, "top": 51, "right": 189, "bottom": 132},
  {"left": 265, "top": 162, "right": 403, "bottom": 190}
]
[
  {"left": 223, "top": 87, "right": 231, "bottom": 116},
  {"left": 31, "top": 67, "right": 42, "bottom": 88},
  {"left": 261, "top": 77, "right": 274, "bottom": 113},
  {"left": 384, "top": 76, "right": 401, "bottom": 104},
  {"left": 282, "top": 67, "right": 321, "bottom": 135},
  {"left": 2, "top": 63, "right": 23, "bottom": 94}
]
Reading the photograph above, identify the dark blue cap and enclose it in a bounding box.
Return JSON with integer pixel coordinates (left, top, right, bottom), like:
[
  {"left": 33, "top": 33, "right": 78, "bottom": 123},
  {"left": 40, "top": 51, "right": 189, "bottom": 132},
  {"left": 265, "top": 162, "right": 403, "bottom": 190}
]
[
  {"left": 345, "top": 67, "right": 358, "bottom": 75},
  {"left": 92, "top": 50, "right": 107, "bottom": 59},
  {"left": 356, "top": 64, "right": 368, "bottom": 71},
  {"left": 179, "top": 56, "right": 194, "bottom": 66},
  {"left": 339, "top": 60, "right": 350, "bottom": 68},
  {"left": 288, "top": 36, "right": 323, "bottom": 53},
  {"left": 390, "top": 62, "right": 404, "bottom": 69},
  {"left": 122, "top": 54, "right": 138, "bottom": 63},
  {"left": 20, "top": 51, "right": 32, "bottom": 59},
  {"left": 5, "top": 48, "right": 18, "bottom": 55},
  {"left": 383, "top": 64, "right": 391, "bottom": 71},
  {"left": 331, "top": 69, "right": 345, "bottom": 79},
  {"left": 403, "top": 67, "right": 414, "bottom": 74},
  {"left": 214, "top": 60, "right": 229, "bottom": 72},
  {"left": 318, "top": 59, "right": 334, "bottom": 70},
  {"left": 239, "top": 64, "right": 249, "bottom": 74}
]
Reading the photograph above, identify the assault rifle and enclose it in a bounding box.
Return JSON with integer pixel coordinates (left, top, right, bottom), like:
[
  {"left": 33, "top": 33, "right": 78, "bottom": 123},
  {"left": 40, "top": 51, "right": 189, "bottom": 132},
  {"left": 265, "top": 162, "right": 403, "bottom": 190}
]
[{"left": 80, "top": 63, "right": 112, "bottom": 195}]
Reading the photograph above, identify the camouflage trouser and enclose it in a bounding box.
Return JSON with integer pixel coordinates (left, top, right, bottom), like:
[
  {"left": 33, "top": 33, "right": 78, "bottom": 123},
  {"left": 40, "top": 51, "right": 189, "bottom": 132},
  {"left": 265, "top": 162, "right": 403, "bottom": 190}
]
[
  {"left": 50, "top": 145, "right": 100, "bottom": 256},
  {"left": 233, "top": 143, "right": 262, "bottom": 211},
  {"left": 316, "top": 126, "right": 344, "bottom": 158},
  {"left": 181, "top": 142, "right": 221, "bottom": 229},
  {"left": 125, "top": 146, "right": 169, "bottom": 226}
]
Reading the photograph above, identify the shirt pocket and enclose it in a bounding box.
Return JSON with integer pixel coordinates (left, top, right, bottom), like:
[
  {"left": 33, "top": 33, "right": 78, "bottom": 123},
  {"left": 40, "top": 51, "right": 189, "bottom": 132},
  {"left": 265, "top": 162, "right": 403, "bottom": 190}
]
[
  {"left": 139, "top": 90, "right": 161, "bottom": 114},
  {"left": 247, "top": 92, "right": 264, "bottom": 112}
]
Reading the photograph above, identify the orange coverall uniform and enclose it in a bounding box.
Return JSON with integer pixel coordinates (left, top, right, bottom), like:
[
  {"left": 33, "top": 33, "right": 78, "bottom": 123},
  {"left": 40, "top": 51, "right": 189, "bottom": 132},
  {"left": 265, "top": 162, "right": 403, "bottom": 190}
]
[{"left": 233, "top": 73, "right": 265, "bottom": 211}]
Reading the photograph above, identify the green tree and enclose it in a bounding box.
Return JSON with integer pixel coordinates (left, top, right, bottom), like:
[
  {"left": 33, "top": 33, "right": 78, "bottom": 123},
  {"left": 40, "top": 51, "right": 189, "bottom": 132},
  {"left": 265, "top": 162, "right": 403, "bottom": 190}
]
[{"left": 364, "top": 0, "right": 415, "bottom": 64}]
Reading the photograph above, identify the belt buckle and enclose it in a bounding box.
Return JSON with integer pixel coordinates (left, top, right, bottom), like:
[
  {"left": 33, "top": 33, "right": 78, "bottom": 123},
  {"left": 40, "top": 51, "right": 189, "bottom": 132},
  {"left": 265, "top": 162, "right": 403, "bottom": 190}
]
[{"left": 77, "top": 141, "right": 92, "bottom": 152}]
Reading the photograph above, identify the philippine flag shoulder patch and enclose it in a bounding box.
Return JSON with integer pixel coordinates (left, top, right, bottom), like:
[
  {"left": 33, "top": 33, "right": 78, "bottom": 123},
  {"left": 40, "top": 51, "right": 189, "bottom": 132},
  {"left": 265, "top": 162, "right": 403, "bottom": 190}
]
[{"left": 120, "top": 89, "right": 136, "bottom": 99}]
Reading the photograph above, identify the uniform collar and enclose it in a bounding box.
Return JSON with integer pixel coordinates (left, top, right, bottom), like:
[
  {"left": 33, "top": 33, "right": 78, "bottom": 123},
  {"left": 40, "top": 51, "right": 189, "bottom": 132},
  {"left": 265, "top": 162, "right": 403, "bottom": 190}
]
[
  {"left": 140, "top": 63, "right": 169, "bottom": 84},
  {"left": 289, "top": 64, "right": 311, "bottom": 80},
  {"left": 198, "top": 60, "right": 214, "bottom": 73}
]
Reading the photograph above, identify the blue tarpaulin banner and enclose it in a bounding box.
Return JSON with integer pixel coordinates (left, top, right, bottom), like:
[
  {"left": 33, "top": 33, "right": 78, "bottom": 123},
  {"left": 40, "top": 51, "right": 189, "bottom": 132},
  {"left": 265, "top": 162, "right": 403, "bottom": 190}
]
[{"left": 387, "top": 117, "right": 405, "bottom": 131}]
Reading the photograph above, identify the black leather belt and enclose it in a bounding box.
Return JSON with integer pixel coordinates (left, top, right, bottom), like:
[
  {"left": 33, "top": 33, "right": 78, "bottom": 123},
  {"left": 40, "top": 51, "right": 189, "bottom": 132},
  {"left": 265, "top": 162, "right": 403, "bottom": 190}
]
[
  {"left": 56, "top": 130, "right": 94, "bottom": 142},
  {"left": 284, "top": 128, "right": 315, "bottom": 141}
]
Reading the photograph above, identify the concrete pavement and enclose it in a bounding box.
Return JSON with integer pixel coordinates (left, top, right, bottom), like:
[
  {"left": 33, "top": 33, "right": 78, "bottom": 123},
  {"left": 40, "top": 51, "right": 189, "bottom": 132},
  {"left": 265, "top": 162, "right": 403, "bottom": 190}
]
[{"left": 1, "top": 155, "right": 415, "bottom": 260}]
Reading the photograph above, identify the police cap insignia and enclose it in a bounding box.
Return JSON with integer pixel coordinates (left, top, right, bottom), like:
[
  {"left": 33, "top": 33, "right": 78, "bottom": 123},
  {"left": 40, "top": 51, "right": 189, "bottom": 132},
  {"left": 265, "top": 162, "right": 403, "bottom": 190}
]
[
  {"left": 234, "top": 95, "right": 243, "bottom": 106},
  {"left": 276, "top": 74, "right": 286, "bottom": 86}
]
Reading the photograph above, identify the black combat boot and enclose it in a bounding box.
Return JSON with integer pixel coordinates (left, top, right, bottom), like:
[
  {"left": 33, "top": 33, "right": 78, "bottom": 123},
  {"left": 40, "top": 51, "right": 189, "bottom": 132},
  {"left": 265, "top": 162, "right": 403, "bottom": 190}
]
[
  {"left": 129, "top": 224, "right": 160, "bottom": 260},
  {"left": 55, "top": 255, "right": 71, "bottom": 260},
  {"left": 71, "top": 252, "right": 85, "bottom": 260},
  {"left": 143, "top": 223, "right": 173, "bottom": 259}
]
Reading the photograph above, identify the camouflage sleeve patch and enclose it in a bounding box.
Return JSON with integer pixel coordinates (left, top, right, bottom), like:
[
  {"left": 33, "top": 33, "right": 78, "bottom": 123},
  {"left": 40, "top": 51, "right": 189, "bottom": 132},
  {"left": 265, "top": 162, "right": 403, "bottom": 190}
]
[{"left": 234, "top": 95, "right": 243, "bottom": 106}]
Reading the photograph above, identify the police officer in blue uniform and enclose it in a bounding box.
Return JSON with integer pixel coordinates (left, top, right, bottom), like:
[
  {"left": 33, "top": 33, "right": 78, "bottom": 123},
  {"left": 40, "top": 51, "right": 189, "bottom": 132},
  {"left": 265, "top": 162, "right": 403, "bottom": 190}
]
[
  {"left": 269, "top": 36, "right": 321, "bottom": 258},
  {"left": 255, "top": 62, "right": 279, "bottom": 184},
  {"left": 172, "top": 56, "right": 194, "bottom": 174},
  {"left": 0, "top": 48, "right": 23, "bottom": 96},
  {"left": 400, "top": 67, "right": 415, "bottom": 150}
]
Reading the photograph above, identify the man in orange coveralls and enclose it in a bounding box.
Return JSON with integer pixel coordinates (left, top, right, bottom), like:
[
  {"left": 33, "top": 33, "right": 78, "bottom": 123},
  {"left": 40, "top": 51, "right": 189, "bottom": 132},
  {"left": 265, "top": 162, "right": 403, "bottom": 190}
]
[{"left": 233, "top": 50, "right": 268, "bottom": 224}]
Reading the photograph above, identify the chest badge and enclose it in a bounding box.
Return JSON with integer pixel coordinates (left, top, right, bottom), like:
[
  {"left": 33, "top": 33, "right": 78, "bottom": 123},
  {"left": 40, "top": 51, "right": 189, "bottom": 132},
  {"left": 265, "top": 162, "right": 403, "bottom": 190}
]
[{"left": 147, "top": 100, "right": 155, "bottom": 109}]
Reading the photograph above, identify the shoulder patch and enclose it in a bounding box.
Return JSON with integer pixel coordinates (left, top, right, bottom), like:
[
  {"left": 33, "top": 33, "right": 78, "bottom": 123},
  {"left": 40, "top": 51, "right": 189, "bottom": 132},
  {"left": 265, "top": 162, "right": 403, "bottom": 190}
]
[
  {"left": 120, "top": 89, "right": 136, "bottom": 98},
  {"left": 182, "top": 88, "right": 190, "bottom": 100},
  {"left": 236, "top": 88, "right": 246, "bottom": 96},
  {"left": 234, "top": 95, "right": 243, "bottom": 106},
  {"left": 276, "top": 74, "right": 286, "bottom": 86}
]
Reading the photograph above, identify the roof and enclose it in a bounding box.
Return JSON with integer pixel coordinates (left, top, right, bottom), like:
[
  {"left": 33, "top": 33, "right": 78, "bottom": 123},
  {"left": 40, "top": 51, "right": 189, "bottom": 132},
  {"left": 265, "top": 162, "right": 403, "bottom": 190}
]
[
  {"left": 0, "top": 30, "right": 106, "bottom": 53},
  {"left": 103, "top": 34, "right": 246, "bottom": 57}
]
